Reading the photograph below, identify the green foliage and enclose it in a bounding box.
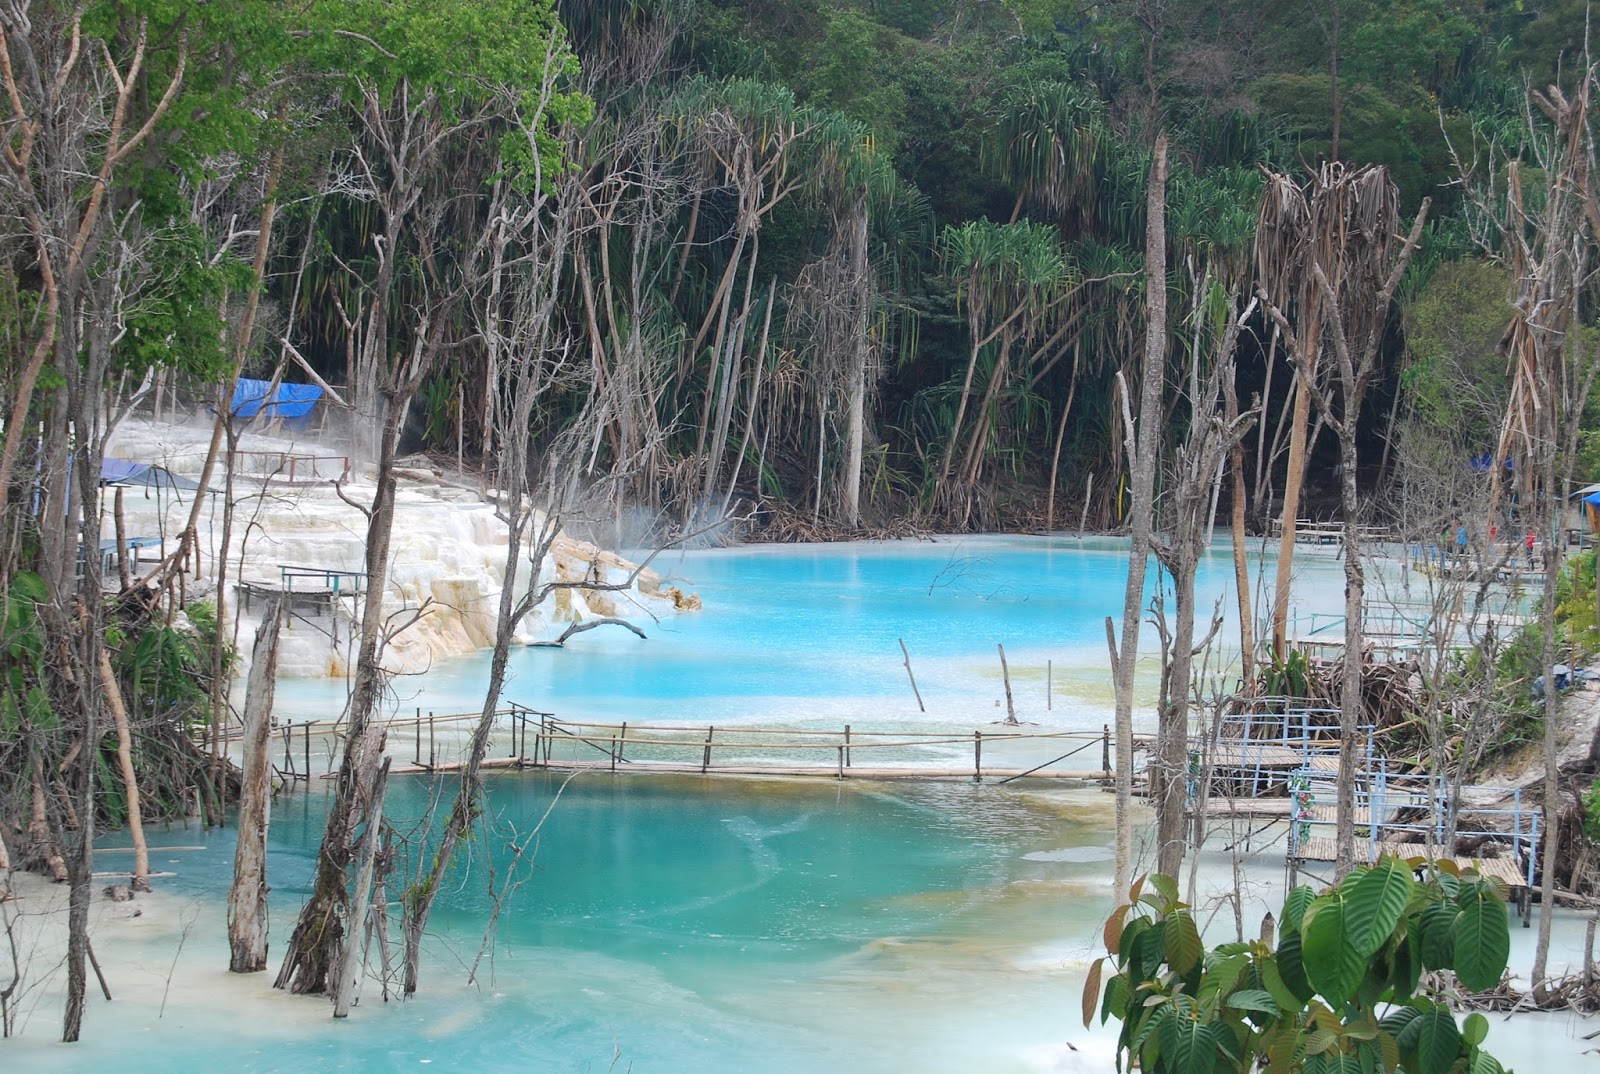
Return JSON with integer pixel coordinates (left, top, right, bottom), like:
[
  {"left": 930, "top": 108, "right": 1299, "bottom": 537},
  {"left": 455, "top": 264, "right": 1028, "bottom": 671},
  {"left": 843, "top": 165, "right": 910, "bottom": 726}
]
[
  {"left": 1401, "top": 259, "right": 1514, "bottom": 447},
  {"left": 1264, "top": 647, "right": 1314, "bottom": 700},
  {"left": 1583, "top": 780, "right": 1600, "bottom": 845},
  {"left": 118, "top": 226, "right": 254, "bottom": 384},
  {"left": 1, "top": 572, "right": 54, "bottom": 735},
  {"left": 1554, "top": 549, "right": 1600, "bottom": 657},
  {"left": 1092, "top": 864, "right": 1513, "bottom": 1074}
]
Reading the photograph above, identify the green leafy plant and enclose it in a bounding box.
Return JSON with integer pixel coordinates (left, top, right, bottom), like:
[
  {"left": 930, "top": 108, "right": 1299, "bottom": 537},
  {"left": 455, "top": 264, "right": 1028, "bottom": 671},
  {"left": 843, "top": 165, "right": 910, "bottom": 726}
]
[
  {"left": 1583, "top": 779, "right": 1600, "bottom": 846},
  {"left": 1090, "top": 863, "right": 1513, "bottom": 1073},
  {"left": 1264, "top": 647, "right": 1313, "bottom": 701}
]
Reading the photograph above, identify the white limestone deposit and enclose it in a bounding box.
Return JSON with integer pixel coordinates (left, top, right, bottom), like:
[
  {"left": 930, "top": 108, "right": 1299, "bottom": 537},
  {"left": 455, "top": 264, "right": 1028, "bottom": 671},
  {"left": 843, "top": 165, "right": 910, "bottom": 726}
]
[{"left": 103, "top": 415, "right": 693, "bottom": 682}]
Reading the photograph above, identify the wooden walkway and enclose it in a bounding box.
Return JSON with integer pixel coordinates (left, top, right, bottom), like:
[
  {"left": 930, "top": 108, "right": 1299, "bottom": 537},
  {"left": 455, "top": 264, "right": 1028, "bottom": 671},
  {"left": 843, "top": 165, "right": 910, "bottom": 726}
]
[{"left": 262, "top": 706, "right": 1142, "bottom": 785}]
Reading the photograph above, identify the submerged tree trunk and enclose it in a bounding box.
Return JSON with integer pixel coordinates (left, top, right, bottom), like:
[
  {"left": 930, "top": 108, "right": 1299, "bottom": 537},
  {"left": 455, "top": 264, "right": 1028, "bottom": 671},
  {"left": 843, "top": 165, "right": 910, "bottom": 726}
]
[
  {"left": 229, "top": 601, "right": 284, "bottom": 973},
  {"left": 99, "top": 650, "right": 149, "bottom": 892},
  {"left": 1333, "top": 418, "right": 1365, "bottom": 876},
  {"left": 334, "top": 756, "right": 391, "bottom": 1018},
  {"left": 1112, "top": 133, "right": 1168, "bottom": 895},
  {"left": 275, "top": 394, "right": 406, "bottom": 995},
  {"left": 400, "top": 513, "right": 530, "bottom": 996},
  {"left": 1225, "top": 375, "right": 1254, "bottom": 684},
  {"left": 1270, "top": 360, "right": 1315, "bottom": 658}
]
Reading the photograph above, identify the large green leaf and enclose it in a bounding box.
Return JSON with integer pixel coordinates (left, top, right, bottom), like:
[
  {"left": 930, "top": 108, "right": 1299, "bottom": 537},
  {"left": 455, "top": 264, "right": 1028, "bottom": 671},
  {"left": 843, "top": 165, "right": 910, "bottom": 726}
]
[
  {"left": 1276, "top": 928, "right": 1315, "bottom": 1004},
  {"left": 1343, "top": 857, "right": 1414, "bottom": 957},
  {"left": 1158, "top": 1004, "right": 1214, "bottom": 1074},
  {"left": 1419, "top": 902, "right": 1457, "bottom": 970},
  {"left": 1225, "top": 988, "right": 1280, "bottom": 1014},
  {"left": 1133, "top": 921, "right": 1168, "bottom": 981},
  {"left": 1470, "top": 1050, "right": 1504, "bottom": 1074},
  {"left": 1302, "top": 897, "right": 1365, "bottom": 1007},
  {"left": 1451, "top": 892, "right": 1511, "bottom": 992},
  {"left": 1396, "top": 1008, "right": 1463, "bottom": 1074},
  {"left": 1261, "top": 957, "right": 1302, "bottom": 1012},
  {"left": 1282, "top": 885, "right": 1316, "bottom": 933},
  {"left": 1164, "top": 907, "right": 1203, "bottom": 975},
  {"left": 1101, "top": 970, "right": 1129, "bottom": 1025}
]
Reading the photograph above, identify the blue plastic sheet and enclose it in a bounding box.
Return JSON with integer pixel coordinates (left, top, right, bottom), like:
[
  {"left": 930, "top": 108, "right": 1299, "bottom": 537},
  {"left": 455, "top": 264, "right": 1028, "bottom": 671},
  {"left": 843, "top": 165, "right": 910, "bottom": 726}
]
[{"left": 230, "top": 379, "right": 323, "bottom": 420}]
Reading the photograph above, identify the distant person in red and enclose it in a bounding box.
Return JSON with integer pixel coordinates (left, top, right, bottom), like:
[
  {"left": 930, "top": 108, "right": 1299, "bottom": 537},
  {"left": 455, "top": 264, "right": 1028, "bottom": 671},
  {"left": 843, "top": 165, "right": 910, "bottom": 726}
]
[{"left": 1525, "top": 530, "right": 1536, "bottom": 569}]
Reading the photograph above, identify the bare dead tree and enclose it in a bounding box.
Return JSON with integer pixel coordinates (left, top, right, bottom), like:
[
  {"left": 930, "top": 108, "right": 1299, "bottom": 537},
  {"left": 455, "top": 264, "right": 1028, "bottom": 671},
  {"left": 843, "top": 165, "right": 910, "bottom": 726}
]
[
  {"left": 1111, "top": 132, "right": 1169, "bottom": 897},
  {"left": 1149, "top": 287, "right": 1259, "bottom": 877},
  {"left": 1258, "top": 163, "right": 1429, "bottom": 875}
]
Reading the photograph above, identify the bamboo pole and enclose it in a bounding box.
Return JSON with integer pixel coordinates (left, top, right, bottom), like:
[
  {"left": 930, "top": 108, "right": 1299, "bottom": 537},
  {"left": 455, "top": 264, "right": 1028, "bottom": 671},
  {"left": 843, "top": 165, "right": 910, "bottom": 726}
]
[
  {"left": 899, "top": 638, "right": 925, "bottom": 712},
  {"left": 998, "top": 644, "right": 1017, "bottom": 725}
]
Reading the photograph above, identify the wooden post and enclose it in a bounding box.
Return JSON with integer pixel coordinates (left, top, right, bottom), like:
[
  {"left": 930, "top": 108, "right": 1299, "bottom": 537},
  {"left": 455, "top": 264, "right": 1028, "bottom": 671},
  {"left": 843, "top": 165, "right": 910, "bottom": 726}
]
[
  {"left": 1103, "top": 723, "right": 1111, "bottom": 776},
  {"left": 1078, "top": 472, "right": 1095, "bottom": 537},
  {"left": 837, "top": 744, "right": 845, "bottom": 779},
  {"left": 428, "top": 714, "right": 435, "bottom": 768},
  {"left": 414, "top": 707, "right": 421, "bottom": 766},
  {"left": 973, "top": 731, "right": 983, "bottom": 783},
  {"left": 702, "top": 726, "right": 714, "bottom": 773},
  {"left": 844, "top": 725, "right": 851, "bottom": 768},
  {"left": 998, "top": 644, "right": 1017, "bottom": 725},
  {"left": 610, "top": 736, "right": 617, "bottom": 772},
  {"left": 1047, "top": 660, "right": 1052, "bottom": 711},
  {"left": 1584, "top": 915, "right": 1596, "bottom": 987},
  {"left": 113, "top": 486, "right": 130, "bottom": 590},
  {"left": 899, "top": 638, "right": 925, "bottom": 712},
  {"left": 618, "top": 722, "right": 627, "bottom": 765},
  {"left": 229, "top": 600, "right": 283, "bottom": 972},
  {"left": 304, "top": 722, "right": 310, "bottom": 782}
]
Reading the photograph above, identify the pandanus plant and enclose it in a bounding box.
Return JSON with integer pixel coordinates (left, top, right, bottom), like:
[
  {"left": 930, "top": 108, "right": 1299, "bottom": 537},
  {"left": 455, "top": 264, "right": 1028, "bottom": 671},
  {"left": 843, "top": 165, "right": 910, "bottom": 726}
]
[{"left": 935, "top": 217, "right": 1072, "bottom": 524}]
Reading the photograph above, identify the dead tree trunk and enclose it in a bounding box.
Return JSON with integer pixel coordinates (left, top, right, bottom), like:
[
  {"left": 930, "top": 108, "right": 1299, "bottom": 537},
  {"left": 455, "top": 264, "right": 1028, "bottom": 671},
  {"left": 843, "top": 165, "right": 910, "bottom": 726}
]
[
  {"left": 1112, "top": 133, "right": 1169, "bottom": 894},
  {"left": 98, "top": 650, "right": 149, "bottom": 892},
  {"left": 334, "top": 756, "right": 391, "bottom": 1018},
  {"left": 228, "top": 600, "right": 283, "bottom": 973},
  {"left": 275, "top": 392, "right": 407, "bottom": 995}
]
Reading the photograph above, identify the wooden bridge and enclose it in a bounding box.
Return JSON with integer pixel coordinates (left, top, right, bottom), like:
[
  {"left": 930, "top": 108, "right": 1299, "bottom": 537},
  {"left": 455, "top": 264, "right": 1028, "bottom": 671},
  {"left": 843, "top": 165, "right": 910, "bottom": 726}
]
[{"left": 261, "top": 705, "right": 1141, "bottom": 786}]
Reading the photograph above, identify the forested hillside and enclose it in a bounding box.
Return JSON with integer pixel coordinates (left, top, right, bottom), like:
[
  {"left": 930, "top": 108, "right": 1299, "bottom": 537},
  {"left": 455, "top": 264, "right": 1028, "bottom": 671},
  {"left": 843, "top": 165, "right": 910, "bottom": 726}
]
[{"left": 2, "top": 1, "right": 1591, "bottom": 542}]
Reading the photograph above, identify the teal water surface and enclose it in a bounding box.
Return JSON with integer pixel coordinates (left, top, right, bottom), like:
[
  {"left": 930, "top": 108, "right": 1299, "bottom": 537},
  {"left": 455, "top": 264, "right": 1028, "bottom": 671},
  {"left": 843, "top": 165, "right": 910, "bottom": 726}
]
[
  {"left": 273, "top": 535, "right": 1332, "bottom": 727},
  {"left": 15, "top": 772, "right": 1124, "bottom": 1074}
]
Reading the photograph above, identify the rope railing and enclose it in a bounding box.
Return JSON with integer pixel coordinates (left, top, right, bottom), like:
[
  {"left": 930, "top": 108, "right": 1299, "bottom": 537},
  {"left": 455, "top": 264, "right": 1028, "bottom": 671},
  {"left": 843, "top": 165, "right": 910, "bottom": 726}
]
[{"left": 242, "top": 705, "right": 1126, "bottom": 784}]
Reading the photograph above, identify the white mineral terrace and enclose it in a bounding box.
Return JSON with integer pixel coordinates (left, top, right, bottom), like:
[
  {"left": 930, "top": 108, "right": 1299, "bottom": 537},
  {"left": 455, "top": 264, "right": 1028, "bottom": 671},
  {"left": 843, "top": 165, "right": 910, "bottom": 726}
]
[{"left": 104, "top": 415, "right": 692, "bottom": 683}]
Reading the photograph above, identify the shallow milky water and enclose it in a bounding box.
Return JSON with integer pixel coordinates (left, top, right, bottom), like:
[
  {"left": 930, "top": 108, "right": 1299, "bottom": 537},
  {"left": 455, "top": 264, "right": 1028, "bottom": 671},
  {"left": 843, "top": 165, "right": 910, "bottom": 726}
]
[
  {"left": 274, "top": 534, "right": 1343, "bottom": 727},
  {"left": 8, "top": 538, "right": 1594, "bottom": 1070}
]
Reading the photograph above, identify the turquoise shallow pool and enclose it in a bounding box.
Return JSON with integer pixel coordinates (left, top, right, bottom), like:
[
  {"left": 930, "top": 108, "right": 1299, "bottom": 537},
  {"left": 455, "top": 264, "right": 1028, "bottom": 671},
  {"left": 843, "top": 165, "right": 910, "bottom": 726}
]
[
  {"left": 13, "top": 770, "right": 1592, "bottom": 1073},
  {"left": 272, "top": 535, "right": 1339, "bottom": 728},
  {"left": 11, "top": 539, "right": 1589, "bottom": 1070},
  {"left": 11, "top": 772, "right": 1132, "bottom": 1074}
]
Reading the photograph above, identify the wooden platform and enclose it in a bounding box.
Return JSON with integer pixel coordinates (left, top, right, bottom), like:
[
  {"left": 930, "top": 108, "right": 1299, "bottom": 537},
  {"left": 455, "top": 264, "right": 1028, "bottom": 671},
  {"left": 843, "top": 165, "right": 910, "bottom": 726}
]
[
  {"left": 1209, "top": 745, "right": 1341, "bottom": 772},
  {"left": 1294, "top": 837, "right": 1527, "bottom": 891}
]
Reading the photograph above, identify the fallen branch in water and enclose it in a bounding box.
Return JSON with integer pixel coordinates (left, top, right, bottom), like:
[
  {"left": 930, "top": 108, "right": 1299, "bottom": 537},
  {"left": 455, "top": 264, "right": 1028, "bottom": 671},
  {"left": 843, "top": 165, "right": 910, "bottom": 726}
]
[{"left": 530, "top": 618, "right": 648, "bottom": 647}]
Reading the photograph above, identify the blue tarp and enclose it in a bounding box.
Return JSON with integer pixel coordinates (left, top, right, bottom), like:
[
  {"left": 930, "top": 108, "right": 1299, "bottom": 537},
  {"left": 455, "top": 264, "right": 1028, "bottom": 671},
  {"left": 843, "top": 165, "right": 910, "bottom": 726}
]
[
  {"left": 230, "top": 379, "right": 323, "bottom": 421},
  {"left": 1469, "top": 453, "right": 1515, "bottom": 473},
  {"left": 1585, "top": 491, "right": 1600, "bottom": 508},
  {"left": 99, "top": 458, "right": 200, "bottom": 491}
]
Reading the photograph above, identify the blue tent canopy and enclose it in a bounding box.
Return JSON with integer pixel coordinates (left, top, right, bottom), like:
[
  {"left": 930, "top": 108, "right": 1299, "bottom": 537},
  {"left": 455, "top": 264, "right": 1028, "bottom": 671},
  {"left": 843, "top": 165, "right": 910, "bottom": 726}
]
[
  {"left": 1583, "top": 491, "right": 1600, "bottom": 508},
  {"left": 230, "top": 379, "right": 323, "bottom": 422},
  {"left": 99, "top": 458, "right": 200, "bottom": 491}
]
